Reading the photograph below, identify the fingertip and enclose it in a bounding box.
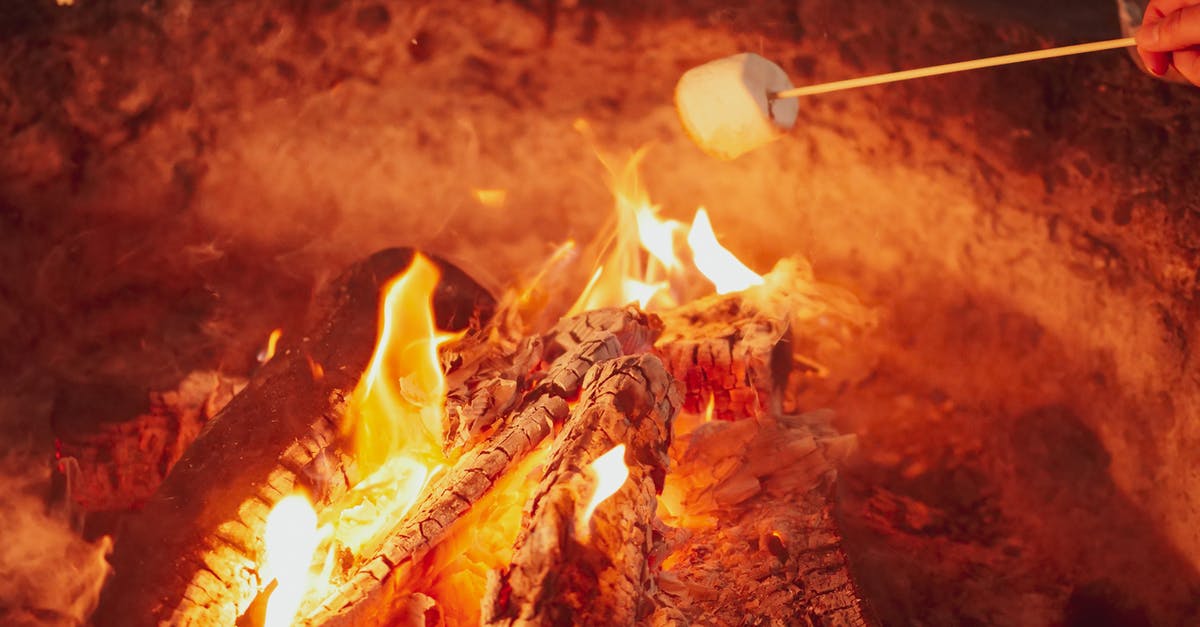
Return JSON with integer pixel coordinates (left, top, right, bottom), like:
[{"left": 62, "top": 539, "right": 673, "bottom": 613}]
[{"left": 1139, "top": 49, "right": 1169, "bottom": 75}]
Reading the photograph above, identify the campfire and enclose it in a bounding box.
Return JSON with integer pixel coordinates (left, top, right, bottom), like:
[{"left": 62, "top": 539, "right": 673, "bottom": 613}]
[
  {"left": 3, "top": 1, "right": 1200, "bottom": 626},
  {"left": 77, "top": 147, "right": 873, "bottom": 625}
]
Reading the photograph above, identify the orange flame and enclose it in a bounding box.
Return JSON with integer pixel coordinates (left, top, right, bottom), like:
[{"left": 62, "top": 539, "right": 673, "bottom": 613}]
[
  {"left": 327, "top": 254, "right": 457, "bottom": 557},
  {"left": 703, "top": 393, "right": 715, "bottom": 423},
  {"left": 635, "top": 207, "right": 682, "bottom": 271},
  {"left": 350, "top": 254, "right": 455, "bottom": 474},
  {"left": 258, "top": 328, "right": 283, "bottom": 364},
  {"left": 578, "top": 444, "right": 629, "bottom": 538},
  {"left": 622, "top": 278, "right": 667, "bottom": 309},
  {"left": 687, "top": 208, "right": 764, "bottom": 294},
  {"left": 568, "top": 146, "right": 763, "bottom": 312},
  {"left": 262, "top": 495, "right": 321, "bottom": 627}
]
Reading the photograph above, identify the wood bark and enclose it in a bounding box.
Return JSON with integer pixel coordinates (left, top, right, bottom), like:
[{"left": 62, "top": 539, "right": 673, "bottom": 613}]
[
  {"left": 302, "top": 306, "right": 665, "bottom": 626},
  {"left": 655, "top": 293, "right": 791, "bottom": 421},
  {"left": 91, "top": 248, "right": 494, "bottom": 627},
  {"left": 654, "top": 413, "right": 870, "bottom": 626},
  {"left": 482, "top": 354, "right": 681, "bottom": 626}
]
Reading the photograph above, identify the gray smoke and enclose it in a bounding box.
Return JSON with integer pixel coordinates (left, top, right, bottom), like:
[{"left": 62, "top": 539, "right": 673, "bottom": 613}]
[{"left": 0, "top": 454, "right": 111, "bottom": 626}]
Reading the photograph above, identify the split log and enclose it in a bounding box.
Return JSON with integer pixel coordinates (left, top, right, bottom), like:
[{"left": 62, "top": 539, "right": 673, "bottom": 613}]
[
  {"left": 443, "top": 305, "right": 662, "bottom": 452},
  {"left": 92, "top": 248, "right": 495, "bottom": 627},
  {"left": 302, "top": 306, "right": 665, "bottom": 625},
  {"left": 655, "top": 412, "right": 871, "bottom": 626},
  {"left": 655, "top": 293, "right": 791, "bottom": 422},
  {"left": 442, "top": 335, "right": 543, "bottom": 454},
  {"left": 482, "top": 354, "right": 682, "bottom": 626}
]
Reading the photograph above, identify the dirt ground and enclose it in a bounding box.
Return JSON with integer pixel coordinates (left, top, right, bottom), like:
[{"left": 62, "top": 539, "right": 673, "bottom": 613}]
[{"left": 1, "top": 0, "right": 1198, "bottom": 624}]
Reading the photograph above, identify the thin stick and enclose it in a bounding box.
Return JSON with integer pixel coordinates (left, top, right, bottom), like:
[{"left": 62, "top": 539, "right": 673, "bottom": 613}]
[{"left": 773, "top": 36, "right": 1135, "bottom": 99}]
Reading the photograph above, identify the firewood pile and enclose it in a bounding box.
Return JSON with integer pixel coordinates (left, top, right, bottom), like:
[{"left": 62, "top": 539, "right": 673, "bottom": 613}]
[{"left": 77, "top": 243, "right": 874, "bottom": 627}]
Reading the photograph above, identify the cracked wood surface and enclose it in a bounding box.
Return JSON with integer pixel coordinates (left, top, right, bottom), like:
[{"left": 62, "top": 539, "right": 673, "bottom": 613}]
[
  {"left": 92, "top": 248, "right": 494, "bottom": 627},
  {"left": 655, "top": 292, "right": 791, "bottom": 422},
  {"left": 656, "top": 413, "right": 869, "bottom": 627},
  {"left": 303, "top": 306, "right": 664, "bottom": 625},
  {"left": 482, "top": 354, "right": 681, "bottom": 626}
]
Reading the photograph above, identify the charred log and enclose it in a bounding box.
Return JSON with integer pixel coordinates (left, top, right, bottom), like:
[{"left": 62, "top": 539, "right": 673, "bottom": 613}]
[
  {"left": 304, "top": 306, "right": 665, "bottom": 625},
  {"left": 482, "top": 354, "right": 681, "bottom": 626},
  {"left": 655, "top": 293, "right": 791, "bottom": 421},
  {"left": 92, "top": 248, "right": 494, "bottom": 627},
  {"left": 656, "top": 413, "right": 870, "bottom": 626}
]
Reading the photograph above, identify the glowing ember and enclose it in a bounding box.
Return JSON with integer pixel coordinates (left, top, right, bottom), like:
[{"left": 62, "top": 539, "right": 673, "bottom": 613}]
[
  {"left": 258, "top": 328, "right": 283, "bottom": 364},
  {"left": 416, "top": 442, "right": 551, "bottom": 625},
  {"left": 687, "top": 208, "right": 764, "bottom": 294},
  {"left": 472, "top": 188, "right": 508, "bottom": 208},
  {"left": 578, "top": 444, "right": 630, "bottom": 535},
  {"left": 262, "top": 495, "right": 321, "bottom": 627}
]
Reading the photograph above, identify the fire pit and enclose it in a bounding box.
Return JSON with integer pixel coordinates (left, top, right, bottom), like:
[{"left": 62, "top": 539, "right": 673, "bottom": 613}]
[{"left": 1, "top": 1, "right": 1198, "bottom": 626}]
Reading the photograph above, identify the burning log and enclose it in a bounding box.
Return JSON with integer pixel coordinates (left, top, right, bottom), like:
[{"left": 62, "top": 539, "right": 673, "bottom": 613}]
[
  {"left": 88, "top": 219, "right": 869, "bottom": 626},
  {"left": 443, "top": 305, "right": 661, "bottom": 453},
  {"left": 656, "top": 412, "right": 869, "bottom": 625},
  {"left": 302, "top": 306, "right": 666, "bottom": 625},
  {"left": 482, "top": 354, "right": 681, "bottom": 626},
  {"left": 92, "top": 248, "right": 495, "bottom": 627},
  {"left": 655, "top": 292, "right": 791, "bottom": 421}
]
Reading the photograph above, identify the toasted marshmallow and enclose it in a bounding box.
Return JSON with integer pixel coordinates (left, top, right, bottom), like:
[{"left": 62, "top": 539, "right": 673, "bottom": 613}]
[{"left": 675, "top": 53, "right": 799, "bottom": 160}]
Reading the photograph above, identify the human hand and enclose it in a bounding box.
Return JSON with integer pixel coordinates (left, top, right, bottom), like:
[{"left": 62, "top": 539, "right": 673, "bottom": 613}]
[{"left": 1137, "top": 0, "right": 1200, "bottom": 84}]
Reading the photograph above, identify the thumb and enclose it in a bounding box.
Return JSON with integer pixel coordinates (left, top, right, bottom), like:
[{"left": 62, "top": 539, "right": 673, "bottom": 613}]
[{"left": 1138, "top": 5, "right": 1200, "bottom": 51}]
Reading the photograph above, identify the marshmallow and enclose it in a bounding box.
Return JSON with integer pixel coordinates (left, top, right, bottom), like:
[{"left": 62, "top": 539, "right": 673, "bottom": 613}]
[{"left": 674, "top": 53, "right": 799, "bottom": 160}]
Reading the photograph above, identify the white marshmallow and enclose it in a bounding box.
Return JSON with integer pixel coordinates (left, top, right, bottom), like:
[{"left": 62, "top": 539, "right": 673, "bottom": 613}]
[{"left": 674, "top": 53, "right": 799, "bottom": 160}]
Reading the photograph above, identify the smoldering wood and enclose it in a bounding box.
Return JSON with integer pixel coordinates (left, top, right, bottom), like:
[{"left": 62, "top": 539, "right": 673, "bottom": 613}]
[
  {"left": 92, "top": 248, "right": 495, "bottom": 627},
  {"left": 303, "top": 306, "right": 666, "bottom": 625},
  {"left": 54, "top": 371, "right": 245, "bottom": 513},
  {"left": 443, "top": 335, "right": 543, "bottom": 454},
  {"left": 443, "top": 305, "right": 662, "bottom": 453},
  {"left": 655, "top": 413, "right": 869, "bottom": 626},
  {"left": 482, "top": 354, "right": 681, "bottom": 626},
  {"left": 655, "top": 293, "right": 792, "bottom": 421}
]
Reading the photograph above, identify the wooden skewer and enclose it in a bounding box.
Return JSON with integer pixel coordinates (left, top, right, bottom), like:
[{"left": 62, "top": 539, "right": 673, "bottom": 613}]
[{"left": 772, "top": 36, "right": 1136, "bottom": 99}]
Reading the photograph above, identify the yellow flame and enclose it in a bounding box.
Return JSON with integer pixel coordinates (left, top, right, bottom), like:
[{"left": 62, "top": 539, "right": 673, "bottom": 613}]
[
  {"left": 635, "top": 207, "right": 682, "bottom": 271},
  {"left": 687, "top": 208, "right": 764, "bottom": 294},
  {"left": 578, "top": 445, "right": 629, "bottom": 535},
  {"left": 703, "top": 393, "right": 715, "bottom": 423},
  {"left": 263, "top": 495, "right": 320, "bottom": 627},
  {"left": 622, "top": 279, "right": 667, "bottom": 309},
  {"left": 567, "top": 146, "right": 763, "bottom": 311},
  {"left": 329, "top": 254, "right": 457, "bottom": 557},
  {"left": 351, "top": 254, "right": 455, "bottom": 475},
  {"left": 259, "top": 328, "right": 283, "bottom": 363},
  {"left": 415, "top": 442, "right": 550, "bottom": 625},
  {"left": 472, "top": 188, "right": 507, "bottom": 208}
]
